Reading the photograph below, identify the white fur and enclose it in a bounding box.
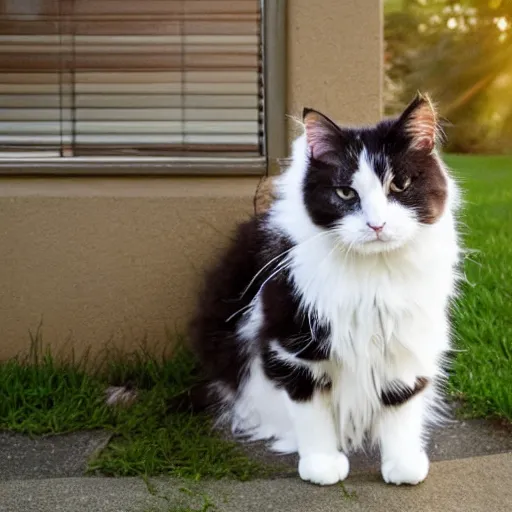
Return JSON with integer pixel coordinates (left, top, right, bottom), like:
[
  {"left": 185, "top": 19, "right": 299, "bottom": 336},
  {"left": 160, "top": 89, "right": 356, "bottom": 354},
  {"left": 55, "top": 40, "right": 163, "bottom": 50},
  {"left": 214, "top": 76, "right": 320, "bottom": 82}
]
[
  {"left": 379, "top": 393, "right": 430, "bottom": 485},
  {"left": 227, "top": 134, "right": 461, "bottom": 485}
]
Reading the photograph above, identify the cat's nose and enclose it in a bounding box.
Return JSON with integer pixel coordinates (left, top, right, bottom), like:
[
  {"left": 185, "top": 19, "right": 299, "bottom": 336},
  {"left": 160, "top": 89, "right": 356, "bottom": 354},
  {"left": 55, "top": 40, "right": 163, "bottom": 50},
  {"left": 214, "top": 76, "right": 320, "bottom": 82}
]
[{"left": 367, "top": 222, "right": 386, "bottom": 233}]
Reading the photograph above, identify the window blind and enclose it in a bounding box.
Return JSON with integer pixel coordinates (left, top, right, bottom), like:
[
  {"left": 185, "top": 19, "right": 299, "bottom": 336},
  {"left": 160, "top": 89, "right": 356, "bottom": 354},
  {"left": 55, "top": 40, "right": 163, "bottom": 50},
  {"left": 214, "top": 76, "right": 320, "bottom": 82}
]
[{"left": 0, "top": 0, "right": 263, "bottom": 159}]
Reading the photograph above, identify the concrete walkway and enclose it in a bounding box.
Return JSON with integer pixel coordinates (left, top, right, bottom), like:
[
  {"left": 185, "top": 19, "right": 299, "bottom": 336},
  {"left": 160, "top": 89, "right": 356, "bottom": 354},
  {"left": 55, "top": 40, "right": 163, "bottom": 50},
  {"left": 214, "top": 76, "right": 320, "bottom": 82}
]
[
  {"left": 1, "top": 454, "right": 511, "bottom": 512},
  {"left": 1, "top": 419, "right": 511, "bottom": 512}
]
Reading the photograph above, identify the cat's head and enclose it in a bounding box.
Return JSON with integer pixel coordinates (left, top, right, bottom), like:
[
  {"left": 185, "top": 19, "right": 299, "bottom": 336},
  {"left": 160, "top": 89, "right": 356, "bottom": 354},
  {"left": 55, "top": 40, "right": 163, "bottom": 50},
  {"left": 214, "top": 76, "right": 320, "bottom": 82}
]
[{"left": 294, "top": 93, "right": 449, "bottom": 255}]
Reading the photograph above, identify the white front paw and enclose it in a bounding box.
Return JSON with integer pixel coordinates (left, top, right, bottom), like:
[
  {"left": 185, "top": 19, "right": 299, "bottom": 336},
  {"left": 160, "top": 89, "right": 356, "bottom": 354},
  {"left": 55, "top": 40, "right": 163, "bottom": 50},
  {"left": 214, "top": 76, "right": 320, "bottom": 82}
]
[
  {"left": 298, "top": 452, "right": 350, "bottom": 486},
  {"left": 382, "top": 450, "right": 429, "bottom": 486}
]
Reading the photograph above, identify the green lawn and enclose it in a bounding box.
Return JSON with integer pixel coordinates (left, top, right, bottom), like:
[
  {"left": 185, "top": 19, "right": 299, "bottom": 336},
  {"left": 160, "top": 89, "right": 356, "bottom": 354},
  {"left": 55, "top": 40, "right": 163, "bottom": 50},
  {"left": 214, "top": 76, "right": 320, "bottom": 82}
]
[
  {"left": 444, "top": 154, "right": 512, "bottom": 420},
  {"left": 0, "top": 154, "right": 511, "bottom": 480},
  {"left": 0, "top": 340, "right": 264, "bottom": 480}
]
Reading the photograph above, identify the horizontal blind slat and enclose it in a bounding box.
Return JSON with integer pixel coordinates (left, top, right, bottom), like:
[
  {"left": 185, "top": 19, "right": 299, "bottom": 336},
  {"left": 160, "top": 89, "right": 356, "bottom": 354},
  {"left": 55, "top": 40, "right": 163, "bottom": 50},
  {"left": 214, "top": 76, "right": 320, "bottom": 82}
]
[
  {"left": 1, "top": 0, "right": 259, "bottom": 16},
  {"left": 0, "top": 134, "right": 259, "bottom": 144},
  {"left": 72, "top": 1, "right": 259, "bottom": 16},
  {"left": 0, "top": 108, "right": 259, "bottom": 122},
  {"left": 0, "top": 94, "right": 261, "bottom": 109},
  {"left": 0, "top": 35, "right": 259, "bottom": 45},
  {"left": 0, "top": 71, "right": 259, "bottom": 84},
  {"left": 0, "top": 83, "right": 258, "bottom": 94},
  {"left": 0, "top": 53, "right": 259, "bottom": 70},
  {"left": 0, "top": 19, "right": 259, "bottom": 36},
  {"left": 0, "top": 120, "right": 258, "bottom": 133}
]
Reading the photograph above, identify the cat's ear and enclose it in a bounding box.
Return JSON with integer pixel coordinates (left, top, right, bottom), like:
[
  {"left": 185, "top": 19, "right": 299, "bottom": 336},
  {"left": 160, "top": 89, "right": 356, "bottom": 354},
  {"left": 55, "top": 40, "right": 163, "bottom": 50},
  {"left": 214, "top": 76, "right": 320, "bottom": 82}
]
[
  {"left": 303, "top": 107, "right": 343, "bottom": 164},
  {"left": 396, "top": 93, "right": 440, "bottom": 152}
]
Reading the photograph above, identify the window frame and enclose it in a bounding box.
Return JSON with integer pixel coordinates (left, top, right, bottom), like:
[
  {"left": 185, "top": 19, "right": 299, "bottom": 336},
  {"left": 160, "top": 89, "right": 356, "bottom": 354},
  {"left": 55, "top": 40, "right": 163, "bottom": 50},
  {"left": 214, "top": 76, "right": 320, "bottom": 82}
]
[{"left": 0, "top": 0, "right": 286, "bottom": 176}]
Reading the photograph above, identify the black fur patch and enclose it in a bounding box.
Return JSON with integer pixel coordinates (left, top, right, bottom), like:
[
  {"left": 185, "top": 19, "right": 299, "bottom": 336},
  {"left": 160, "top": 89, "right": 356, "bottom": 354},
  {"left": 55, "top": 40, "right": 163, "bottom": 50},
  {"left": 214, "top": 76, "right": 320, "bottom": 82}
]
[
  {"left": 189, "top": 215, "right": 293, "bottom": 393},
  {"left": 381, "top": 377, "right": 430, "bottom": 407},
  {"left": 260, "top": 275, "right": 331, "bottom": 361},
  {"left": 302, "top": 134, "right": 363, "bottom": 229},
  {"left": 257, "top": 272, "right": 331, "bottom": 402},
  {"left": 190, "top": 214, "right": 331, "bottom": 405},
  {"left": 261, "top": 347, "right": 331, "bottom": 402}
]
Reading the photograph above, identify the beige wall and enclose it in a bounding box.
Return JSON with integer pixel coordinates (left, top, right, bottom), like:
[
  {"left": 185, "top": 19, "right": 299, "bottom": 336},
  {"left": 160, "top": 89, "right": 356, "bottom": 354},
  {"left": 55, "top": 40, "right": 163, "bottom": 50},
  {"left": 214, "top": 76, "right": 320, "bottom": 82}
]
[
  {"left": 0, "top": 0, "right": 382, "bottom": 360},
  {"left": 287, "top": 0, "right": 383, "bottom": 139},
  {"left": 0, "top": 178, "right": 258, "bottom": 359}
]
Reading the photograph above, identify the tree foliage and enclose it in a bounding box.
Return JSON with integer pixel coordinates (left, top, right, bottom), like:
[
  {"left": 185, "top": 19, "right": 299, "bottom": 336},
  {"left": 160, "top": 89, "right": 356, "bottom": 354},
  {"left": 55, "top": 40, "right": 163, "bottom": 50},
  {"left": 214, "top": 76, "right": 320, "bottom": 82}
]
[{"left": 386, "top": 0, "right": 512, "bottom": 153}]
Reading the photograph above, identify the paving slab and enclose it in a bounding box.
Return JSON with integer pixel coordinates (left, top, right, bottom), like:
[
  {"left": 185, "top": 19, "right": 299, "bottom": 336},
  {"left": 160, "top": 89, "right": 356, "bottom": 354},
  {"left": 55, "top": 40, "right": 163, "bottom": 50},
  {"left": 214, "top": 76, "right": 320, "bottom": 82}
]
[
  {"left": 235, "top": 417, "right": 512, "bottom": 475},
  {"left": 0, "top": 431, "right": 112, "bottom": 481},
  {"left": 0, "top": 453, "right": 511, "bottom": 512},
  {"left": 1, "top": 418, "right": 511, "bottom": 482}
]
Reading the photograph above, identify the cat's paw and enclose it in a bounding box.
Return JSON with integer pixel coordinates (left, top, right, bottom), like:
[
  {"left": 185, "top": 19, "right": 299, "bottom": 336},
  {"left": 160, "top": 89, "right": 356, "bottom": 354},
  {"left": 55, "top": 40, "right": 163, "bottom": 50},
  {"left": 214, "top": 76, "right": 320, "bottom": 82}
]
[
  {"left": 381, "top": 450, "right": 429, "bottom": 486},
  {"left": 298, "top": 452, "right": 350, "bottom": 486}
]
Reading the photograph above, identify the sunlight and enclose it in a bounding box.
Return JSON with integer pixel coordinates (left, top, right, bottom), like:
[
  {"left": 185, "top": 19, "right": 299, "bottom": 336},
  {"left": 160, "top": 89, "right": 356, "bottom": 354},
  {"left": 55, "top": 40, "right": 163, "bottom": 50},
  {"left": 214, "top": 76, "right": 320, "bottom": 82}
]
[
  {"left": 495, "top": 16, "right": 509, "bottom": 31},
  {"left": 447, "top": 17, "right": 458, "bottom": 29}
]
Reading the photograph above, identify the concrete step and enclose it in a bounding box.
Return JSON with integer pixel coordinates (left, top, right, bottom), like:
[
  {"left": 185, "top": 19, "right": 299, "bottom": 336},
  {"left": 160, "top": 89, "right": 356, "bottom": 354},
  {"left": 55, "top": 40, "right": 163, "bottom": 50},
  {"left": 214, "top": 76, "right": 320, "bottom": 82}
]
[{"left": 1, "top": 453, "right": 511, "bottom": 512}]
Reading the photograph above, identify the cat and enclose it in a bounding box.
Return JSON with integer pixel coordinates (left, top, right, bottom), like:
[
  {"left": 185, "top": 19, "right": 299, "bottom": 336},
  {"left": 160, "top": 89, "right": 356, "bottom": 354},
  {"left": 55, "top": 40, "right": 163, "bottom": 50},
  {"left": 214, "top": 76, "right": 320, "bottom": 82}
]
[{"left": 190, "top": 93, "right": 461, "bottom": 486}]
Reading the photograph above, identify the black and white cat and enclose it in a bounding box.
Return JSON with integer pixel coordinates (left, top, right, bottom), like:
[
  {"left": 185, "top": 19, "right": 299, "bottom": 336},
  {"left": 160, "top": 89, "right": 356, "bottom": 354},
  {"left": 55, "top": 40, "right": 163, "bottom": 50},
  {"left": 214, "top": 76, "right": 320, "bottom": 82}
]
[{"left": 191, "top": 94, "right": 461, "bottom": 486}]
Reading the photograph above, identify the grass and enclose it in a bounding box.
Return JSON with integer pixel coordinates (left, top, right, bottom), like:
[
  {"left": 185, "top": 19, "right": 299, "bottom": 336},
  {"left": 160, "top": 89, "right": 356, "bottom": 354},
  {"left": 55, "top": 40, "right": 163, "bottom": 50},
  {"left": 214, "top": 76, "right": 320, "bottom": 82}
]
[
  {"left": 444, "top": 154, "right": 512, "bottom": 420},
  {"left": 338, "top": 481, "right": 358, "bottom": 500},
  {"left": 0, "top": 154, "right": 511, "bottom": 480},
  {"left": 0, "top": 333, "right": 264, "bottom": 480}
]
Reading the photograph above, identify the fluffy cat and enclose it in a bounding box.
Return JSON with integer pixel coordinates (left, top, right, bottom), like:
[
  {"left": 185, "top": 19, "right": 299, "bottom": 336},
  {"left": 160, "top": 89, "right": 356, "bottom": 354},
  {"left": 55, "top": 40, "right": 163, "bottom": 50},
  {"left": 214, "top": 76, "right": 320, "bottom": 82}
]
[{"left": 190, "top": 94, "right": 461, "bottom": 486}]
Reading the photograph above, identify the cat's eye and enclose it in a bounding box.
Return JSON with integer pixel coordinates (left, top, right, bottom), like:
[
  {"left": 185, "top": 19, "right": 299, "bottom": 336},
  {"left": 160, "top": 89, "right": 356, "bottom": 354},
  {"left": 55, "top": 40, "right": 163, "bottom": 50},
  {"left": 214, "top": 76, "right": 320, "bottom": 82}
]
[
  {"left": 335, "top": 187, "right": 356, "bottom": 200},
  {"left": 390, "top": 177, "right": 411, "bottom": 193}
]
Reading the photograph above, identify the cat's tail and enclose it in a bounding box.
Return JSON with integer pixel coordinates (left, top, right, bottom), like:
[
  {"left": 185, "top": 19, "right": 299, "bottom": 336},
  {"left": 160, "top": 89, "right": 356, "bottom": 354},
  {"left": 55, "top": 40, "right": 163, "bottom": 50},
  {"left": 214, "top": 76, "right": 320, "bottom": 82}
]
[
  {"left": 104, "top": 381, "right": 212, "bottom": 413},
  {"left": 166, "top": 380, "right": 213, "bottom": 413},
  {"left": 103, "top": 361, "right": 214, "bottom": 414}
]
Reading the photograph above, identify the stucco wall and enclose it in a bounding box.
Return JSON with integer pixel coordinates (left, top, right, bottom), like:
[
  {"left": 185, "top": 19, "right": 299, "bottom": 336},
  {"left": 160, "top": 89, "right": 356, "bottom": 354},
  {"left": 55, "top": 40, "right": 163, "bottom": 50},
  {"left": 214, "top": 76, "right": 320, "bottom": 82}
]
[
  {"left": 287, "top": 0, "right": 383, "bottom": 138},
  {"left": 0, "top": 0, "right": 382, "bottom": 360},
  {"left": 0, "top": 178, "right": 258, "bottom": 359}
]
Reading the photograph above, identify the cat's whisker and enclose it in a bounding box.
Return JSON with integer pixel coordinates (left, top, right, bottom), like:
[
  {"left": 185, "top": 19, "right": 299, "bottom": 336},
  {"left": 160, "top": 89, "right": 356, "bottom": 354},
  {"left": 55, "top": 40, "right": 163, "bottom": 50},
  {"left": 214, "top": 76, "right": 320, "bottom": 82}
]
[
  {"left": 456, "top": 219, "right": 471, "bottom": 229},
  {"left": 225, "top": 304, "right": 253, "bottom": 323},
  {"left": 446, "top": 346, "right": 468, "bottom": 353},
  {"left": 337, "top": 238, "right": 357, "bottom": 263},
  {"left": 298, "top": 236, "right": 347, "bottom": 324},
  {"left": 301, "top": 239, "right": 339, "bottom": 297},
  {"left": 238, "top": 250, "right": 292, "bottom": 299},
  {"left": 272, "top": 238, "right": 348, "bottom": 360},
  {"left": 288, "top": 325, "right": 321, "bottom": 358},
  {"left": 246, "top": 231, "right": 335, "bottom": 303},
  {"left": 463, "top": 256, "right": 482, "bottom": 268},
  {"left": 284, "top": 331, "right": 318, "bottom": 357},
  {"left": 461, "top": 247, "right": 480, "bottom": 257},
  {"left": 250, "top": 259, "right": 294, "bottom": 302},
  {"left": 240, "top": 230, "right": 332, "bottom": 299}
]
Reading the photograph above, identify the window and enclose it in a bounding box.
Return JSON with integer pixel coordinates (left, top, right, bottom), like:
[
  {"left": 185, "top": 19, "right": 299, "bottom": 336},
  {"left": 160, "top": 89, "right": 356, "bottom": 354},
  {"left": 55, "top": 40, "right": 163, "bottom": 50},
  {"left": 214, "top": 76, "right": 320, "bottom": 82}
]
[{"left": 0, "top": 0, "right": 285, "bottom": 174}]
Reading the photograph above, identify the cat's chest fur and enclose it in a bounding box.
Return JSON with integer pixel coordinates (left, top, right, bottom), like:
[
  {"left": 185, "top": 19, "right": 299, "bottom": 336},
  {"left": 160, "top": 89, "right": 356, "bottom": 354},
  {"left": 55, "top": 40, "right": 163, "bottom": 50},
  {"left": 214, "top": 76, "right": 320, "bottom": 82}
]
[{"left": 290, "top": 236, "right": 453, "bottom": 375}]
